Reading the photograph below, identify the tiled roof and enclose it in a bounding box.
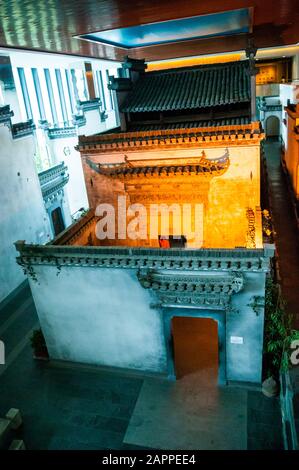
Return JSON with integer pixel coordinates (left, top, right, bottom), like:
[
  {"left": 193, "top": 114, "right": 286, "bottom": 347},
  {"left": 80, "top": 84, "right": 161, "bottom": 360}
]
[
  {"left": 121, "top": 61, "right": 250, "bottom": 113},
  {"left": 129, "top": 117, "right": 250, "bottom": 132},
  {"left": 86, "top": 151, "right": 230, "bottom": 179},
  {"left": 78, "top": 122, "right": 263, "bottom": 153}
]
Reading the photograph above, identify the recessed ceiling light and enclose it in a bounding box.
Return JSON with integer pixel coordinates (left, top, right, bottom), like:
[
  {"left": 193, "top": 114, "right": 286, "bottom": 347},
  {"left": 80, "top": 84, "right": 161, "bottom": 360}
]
[{"left": 77, "top": 8, "right": 250, "bottom": 49}]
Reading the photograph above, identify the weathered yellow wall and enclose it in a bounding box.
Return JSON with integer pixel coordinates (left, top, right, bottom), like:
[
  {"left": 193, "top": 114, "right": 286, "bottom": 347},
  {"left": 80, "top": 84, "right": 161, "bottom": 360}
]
[
  {"left": 81, "top": 144, "right": 262, "bottom": 249},
  {"left": 70, "top": 219, "right": 98, "bottom": 246}
]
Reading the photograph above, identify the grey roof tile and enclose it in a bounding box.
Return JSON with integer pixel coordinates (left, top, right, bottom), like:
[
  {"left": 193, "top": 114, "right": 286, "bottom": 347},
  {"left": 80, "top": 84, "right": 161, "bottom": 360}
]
[{"left": 121, "top": 61, "right": 250, "bottom": 113}]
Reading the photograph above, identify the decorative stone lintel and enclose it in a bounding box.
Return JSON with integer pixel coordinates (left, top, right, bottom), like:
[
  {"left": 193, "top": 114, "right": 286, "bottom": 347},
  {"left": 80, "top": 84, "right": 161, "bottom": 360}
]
[
  {"left": 248, "top": 295, "right": 265, "bottom": 316},
  {"left": 137, "top": 270, "right": 244, "bottom": 310},
  {"left": 158, "top": 293, "right": 230, "bottom": 309},
  {"left": 137, "top": 270, "right": 244, "bottom": 295},
  {"left": 38, "top": 162, "right": 69, "bottom": 201}
]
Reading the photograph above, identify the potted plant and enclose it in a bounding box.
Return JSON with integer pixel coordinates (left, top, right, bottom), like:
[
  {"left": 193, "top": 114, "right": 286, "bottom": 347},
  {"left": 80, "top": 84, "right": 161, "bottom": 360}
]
[
  {"left": 262, "top": 209, "right": 274, "bottom": 244},
  {"left": 30, "top": 328, "right": 49, "bottom": 360},
  {"left": 262, "top": 278, "right": 297, "bottom": 396}
]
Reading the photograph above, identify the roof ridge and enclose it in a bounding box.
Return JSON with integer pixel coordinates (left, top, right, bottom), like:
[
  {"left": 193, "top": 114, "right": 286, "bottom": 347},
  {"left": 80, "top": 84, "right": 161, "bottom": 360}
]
[{"left": 144, "top": 60, "right": 248, "bottom": 76}]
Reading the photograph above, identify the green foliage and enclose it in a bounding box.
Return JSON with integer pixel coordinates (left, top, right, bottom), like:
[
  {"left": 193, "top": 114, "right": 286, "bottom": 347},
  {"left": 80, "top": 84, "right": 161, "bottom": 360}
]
[
  {"left": 264, "top": 278, "right": 298, "bottom": 377},
  {"left": 30, "top": 328, "right": 48, "bottom": 357},
  {"left": 262, "top": 209, "right": 274, "bottom": 243},
  {"left": 80, "top": 209, "right": 89, "bottom": 218}
]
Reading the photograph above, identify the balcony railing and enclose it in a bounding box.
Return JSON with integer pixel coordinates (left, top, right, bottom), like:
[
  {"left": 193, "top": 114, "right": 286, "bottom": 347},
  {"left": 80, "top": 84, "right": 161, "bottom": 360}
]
[
  {"left": 0, "top": 104, "right": 14, "bottom": 124},
  {"left": 12, "top": 119, "right": 36, "bottom": 139},
  {"left": 47, "top": 123, "right": 77, "bottom": 139}
]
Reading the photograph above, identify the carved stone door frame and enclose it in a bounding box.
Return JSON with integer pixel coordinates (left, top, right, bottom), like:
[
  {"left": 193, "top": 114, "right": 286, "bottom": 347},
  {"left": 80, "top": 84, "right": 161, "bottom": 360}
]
[{"left": 162, "top": 307, "right": 227, "bottom": 385}]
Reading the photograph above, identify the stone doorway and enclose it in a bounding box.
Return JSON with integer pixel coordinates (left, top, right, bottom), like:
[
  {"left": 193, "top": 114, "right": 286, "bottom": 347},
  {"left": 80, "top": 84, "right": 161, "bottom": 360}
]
[
  {"left": 163, "top": 309, "right": 226, "bottom": 384},
  {"left": 51, "top": 206, "right": 65, "bottom": 236},
  {"left": 266, "top": 115, "right": 280, "bottom": 138},
  {"left": 172, "top": 316, "right": 219, "bottom": 382}
]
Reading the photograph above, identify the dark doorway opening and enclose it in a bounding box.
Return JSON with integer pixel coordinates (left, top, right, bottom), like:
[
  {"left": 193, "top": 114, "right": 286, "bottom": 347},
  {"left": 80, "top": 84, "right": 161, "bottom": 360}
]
[
  {"left": 51, "top": 207, "right": 65, "bottom": 236},
  {"left": 172, "top": 316, "right": 218, "bottom": 381},
  {"left": 158, "top": 235, "right": 186, "bottom": 248},
  {"left": 266, "top": 115, "right": 280, "bottom": 138}
]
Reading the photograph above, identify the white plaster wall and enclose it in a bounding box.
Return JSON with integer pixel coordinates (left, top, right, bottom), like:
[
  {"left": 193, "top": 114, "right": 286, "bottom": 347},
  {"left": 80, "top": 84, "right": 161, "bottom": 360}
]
[
  {"left": 0, "top": 125, "right": 51, "bottom": 303},
  {"left": 0, "top": 48, "right": 120, "bottom": 220},
  {"left": 280, "top": 84, "right": 295, "bottom": 107},
  {"left": 4, "top": 48, "right": 121, "bottom": 124},
  {"left": 61, "top": 192, "right": 73, "bottom": 229},
  {"left": 78, "top": 109, "right": 106, "bottom": 137},
  {"left": 292, "top": 54, "right": 299, "bottom": 82},
  {"left": 105, "top": 109, "right": 118, "bottom": 130},
  {"left": 28, "top": 261, "right": 266, "bottom": 382},
  {"left": 264, "top": 96, "right": 280, "bottom": 105},
  {"left": 256, "top": 84, "right": 280, "bottom": 97},
  {"left": 29, "top": 265, "right": 168, "bottom": 373},
  {"left": 48, "top": 135, "right": 88, "bottom": 216},
  {"left": 47, "top": 107, "right": 119, "bottom": 217},
  {"left": 77, "top": 109, "right": 118, "bottom": 136},
  {"left": 227, "top": 271, "right": 266, "bottom": 383},
  {"left": 4, "top": 89, "right": 22, "bottom": 123}
]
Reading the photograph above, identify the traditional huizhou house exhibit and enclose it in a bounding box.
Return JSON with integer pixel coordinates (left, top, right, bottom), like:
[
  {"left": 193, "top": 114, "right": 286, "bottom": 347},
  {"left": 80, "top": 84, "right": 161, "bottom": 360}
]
[{"left": 15, "top": 56, "right": 274, "bottom": 386}]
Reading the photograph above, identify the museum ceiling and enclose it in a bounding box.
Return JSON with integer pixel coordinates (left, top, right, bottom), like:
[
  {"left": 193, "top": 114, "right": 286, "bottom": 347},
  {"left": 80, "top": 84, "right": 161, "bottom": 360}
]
[{"left": 0, "top": 1, "right": 298, "bottom": 62}]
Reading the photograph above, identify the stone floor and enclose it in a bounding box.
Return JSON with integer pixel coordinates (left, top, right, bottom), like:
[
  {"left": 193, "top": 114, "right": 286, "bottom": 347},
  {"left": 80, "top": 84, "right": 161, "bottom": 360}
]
[
  {"left": 124, "top": 373, "right": 247, "bottom": 450},
  {"left": 0, "top": 280, "right": 283, "bottom": 450}
]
